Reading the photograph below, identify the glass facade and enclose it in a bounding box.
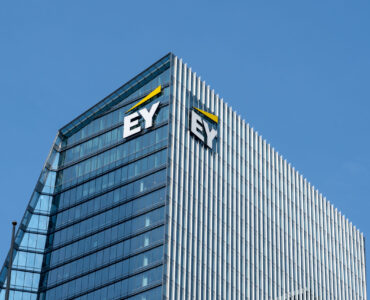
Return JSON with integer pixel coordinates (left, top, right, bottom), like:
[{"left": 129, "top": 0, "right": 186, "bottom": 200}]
[
  {"left": 0, "top": 54, "right": 171, "bottom": 300},
  {"left": 0, "top": 53, "right": 367, "bottom": 299}
]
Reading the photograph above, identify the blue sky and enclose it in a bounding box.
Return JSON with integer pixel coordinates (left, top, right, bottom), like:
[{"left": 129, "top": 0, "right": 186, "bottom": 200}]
[{"left": 1, "top": 0, "right": 369, "bottom": 292}]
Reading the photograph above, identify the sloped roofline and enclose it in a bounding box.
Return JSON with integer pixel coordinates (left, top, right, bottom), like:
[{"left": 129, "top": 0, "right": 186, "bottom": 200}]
[{"left": 59, "top": 52, "right": 174, "bottom": 138}]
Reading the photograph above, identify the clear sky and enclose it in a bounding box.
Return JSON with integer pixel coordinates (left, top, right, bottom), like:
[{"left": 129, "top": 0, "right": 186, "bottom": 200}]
[{"left": 1, "top": 0, "right": 369, "bottom": 293}]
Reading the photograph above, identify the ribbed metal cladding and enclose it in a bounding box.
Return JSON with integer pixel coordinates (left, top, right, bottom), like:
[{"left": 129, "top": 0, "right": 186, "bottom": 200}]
[{"left": 164, "top": 55, "right": 367, "bottom": 300}]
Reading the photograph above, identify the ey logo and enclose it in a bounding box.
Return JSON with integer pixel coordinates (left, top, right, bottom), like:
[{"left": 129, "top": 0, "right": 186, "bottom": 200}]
[
  {"left": 123, "top": 85, "right": 162, "bottom": 139},
  {"left": 190, "top": 106, "right": 218, "bottom": 149}
]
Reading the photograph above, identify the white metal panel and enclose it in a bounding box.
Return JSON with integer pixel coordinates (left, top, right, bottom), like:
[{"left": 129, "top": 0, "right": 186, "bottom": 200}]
[{"left": 164, "top": 55, "right": 366, "bottom": 300}]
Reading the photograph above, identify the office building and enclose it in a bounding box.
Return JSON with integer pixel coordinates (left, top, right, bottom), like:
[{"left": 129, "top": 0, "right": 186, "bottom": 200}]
[{"left": 0, "top": 53, "right": 366, "bottom": 299}]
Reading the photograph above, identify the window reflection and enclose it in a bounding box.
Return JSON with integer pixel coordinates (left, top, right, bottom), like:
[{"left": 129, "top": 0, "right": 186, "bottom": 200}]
[
  {"left": 45, "top": 254, "right": 163, "bottom": 299},
  {"left": 50, "top": 207, "right": 165, "bottom": 265},
  {"left": 62, "top": 100, "right": 169, "bottom": 167},
  {"left": 57, "top": 151, "right": 167, "bottom": 211},
  {"left": 56, "top": 125, "right": 168, "bottom": 189},
  {"left": 66, "top": 68, "right": 170, "bottom": 147}
]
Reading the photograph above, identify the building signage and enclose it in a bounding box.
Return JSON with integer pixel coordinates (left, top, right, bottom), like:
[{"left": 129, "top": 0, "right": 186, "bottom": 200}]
[
  {"left": 123, "top": 85, "right": 161, "bottom": 138},
  {"left": 190, "top": 106, "right": 218, "bottom": 149}
]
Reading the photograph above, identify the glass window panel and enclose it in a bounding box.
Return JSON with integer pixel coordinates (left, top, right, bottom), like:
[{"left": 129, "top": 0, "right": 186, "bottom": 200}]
[{"left": 58, "top": 125, "right": 168, "bottom": 187}]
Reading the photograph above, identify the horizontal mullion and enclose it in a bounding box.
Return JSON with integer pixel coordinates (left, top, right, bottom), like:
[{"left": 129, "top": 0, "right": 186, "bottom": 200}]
[
  {"left": 61, "top": 58, "right": 170, "bottom": 138},
  {"left": 54, "top": 184, "right": 166, "bottom": 231},
  {"left": 54, "top": 147, "right": 167, "bottom": 196},
  {"left": 60, "top": 84, "right": 170, "bottom": 152},
  {"left": 9, "top": 266, "right": 42, "bottom": 275},
  {"left": 43, "top": 239, "right": 164, "bottom": 274},
  {"left": 47, "top": 206, "right": 165, "bottom": 253},
  {"left": 52, "top": 163, "right": 167, "bottom": 214},
  {"left": 50, "top": 202, "right": 165, "bottom": 250},
  {"left": 47, "top": 222, "right": 164, "bottom": 266},
  {"left": 63, "top": 262, "right": 163, "bottom": 300},
  {"left": 27, "top": 206, "right": 51, "bottom": 217},
  {"left": 57, "top": 106, "right": 169, "bottom": 171},
  {"left": 51, "top": 198, "right": 165, "bottom": 239},
  {"left": 15, "top": 247, "right": 45, "bottom": 255},
  {"left": 21, "top": 228, "right": 48, "bottom": 236},
  {"left": 96, "top": 82, "right": 170, "bottom": 120},
  {"left": 122, "top": 282, "right": 162, "bottom": 300},
  {"left": 42, "top": 241, "right": 164, "bottom": 290},
  {"left": 0, "top": 287, "right": 38, "bottom": 295}
]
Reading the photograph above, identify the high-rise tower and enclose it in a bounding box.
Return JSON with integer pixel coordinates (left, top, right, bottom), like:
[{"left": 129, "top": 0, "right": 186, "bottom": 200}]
[{"left": 0, "top": 53, "right": 366, "bottom": 299}]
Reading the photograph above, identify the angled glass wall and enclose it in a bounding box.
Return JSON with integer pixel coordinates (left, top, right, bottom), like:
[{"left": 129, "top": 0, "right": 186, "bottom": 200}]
[{"left": 0, "top": 136, "right": 61, "bottom": 300}]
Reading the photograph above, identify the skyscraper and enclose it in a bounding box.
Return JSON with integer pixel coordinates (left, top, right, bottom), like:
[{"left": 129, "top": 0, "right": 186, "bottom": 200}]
[{"left": 0, "top": 53, "right": 366, "bottom": 299}]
